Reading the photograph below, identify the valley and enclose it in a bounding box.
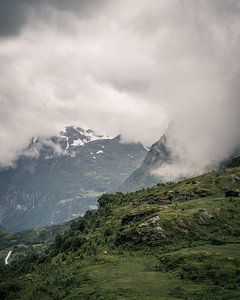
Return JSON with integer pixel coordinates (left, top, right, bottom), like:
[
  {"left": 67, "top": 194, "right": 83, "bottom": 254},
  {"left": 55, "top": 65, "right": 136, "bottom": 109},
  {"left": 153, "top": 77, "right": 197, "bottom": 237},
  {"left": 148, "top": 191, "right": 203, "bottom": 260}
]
[{"left": 1, "top": 158, "right": 240, "bottom": 299}]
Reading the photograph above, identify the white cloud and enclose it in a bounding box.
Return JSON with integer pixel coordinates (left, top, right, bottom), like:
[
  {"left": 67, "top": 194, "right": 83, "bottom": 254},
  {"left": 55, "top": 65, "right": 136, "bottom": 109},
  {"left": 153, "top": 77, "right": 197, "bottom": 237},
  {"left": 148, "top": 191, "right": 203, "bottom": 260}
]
[{"left": 0, "top": 0, "right": 239, "bottom": 177}]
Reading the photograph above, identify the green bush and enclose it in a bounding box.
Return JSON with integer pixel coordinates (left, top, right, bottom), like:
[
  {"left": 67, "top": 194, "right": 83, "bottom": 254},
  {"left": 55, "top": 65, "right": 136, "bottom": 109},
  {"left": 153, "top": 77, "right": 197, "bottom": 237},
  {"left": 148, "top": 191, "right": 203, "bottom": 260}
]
[{"left": 0, "top": 282, "right": 21, "bottom": 299}]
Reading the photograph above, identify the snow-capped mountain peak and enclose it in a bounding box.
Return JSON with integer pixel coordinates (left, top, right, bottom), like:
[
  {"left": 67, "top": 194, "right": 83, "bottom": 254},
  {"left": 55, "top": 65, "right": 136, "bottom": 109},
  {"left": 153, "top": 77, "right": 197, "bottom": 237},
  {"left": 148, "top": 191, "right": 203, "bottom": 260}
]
[{"left": 60, "top": 126, "right": 112, "bottom": 149}]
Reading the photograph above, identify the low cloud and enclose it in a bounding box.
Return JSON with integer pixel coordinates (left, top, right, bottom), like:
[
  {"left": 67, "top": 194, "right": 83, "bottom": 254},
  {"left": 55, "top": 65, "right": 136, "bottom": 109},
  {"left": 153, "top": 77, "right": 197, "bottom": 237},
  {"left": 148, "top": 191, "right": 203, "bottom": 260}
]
[{"left": 0, "top": 0, "right": 240, "bottom": 178}]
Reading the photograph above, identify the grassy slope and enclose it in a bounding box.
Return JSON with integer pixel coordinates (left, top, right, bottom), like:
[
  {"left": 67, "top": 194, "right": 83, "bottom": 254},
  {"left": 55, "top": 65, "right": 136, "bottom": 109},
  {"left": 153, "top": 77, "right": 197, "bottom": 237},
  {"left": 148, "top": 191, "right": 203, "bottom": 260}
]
[{"left": 1, "top": 165, "right": 240, "bottom": 299}]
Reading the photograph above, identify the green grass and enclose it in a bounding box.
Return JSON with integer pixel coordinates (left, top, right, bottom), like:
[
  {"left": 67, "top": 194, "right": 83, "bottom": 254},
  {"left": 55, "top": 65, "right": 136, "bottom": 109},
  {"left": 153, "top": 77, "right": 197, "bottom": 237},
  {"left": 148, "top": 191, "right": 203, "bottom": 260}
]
[{"left": 68, "top": 256, "right": 188, "bottom": 300}]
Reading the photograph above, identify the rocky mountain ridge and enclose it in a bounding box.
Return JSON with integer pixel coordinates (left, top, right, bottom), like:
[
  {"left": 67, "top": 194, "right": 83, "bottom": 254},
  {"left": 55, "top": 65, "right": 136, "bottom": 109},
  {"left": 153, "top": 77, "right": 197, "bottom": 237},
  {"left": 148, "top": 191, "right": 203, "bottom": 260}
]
[
  {"left": 119, "top": 135, "right": 171, "bottom": 192},
  {"left": 0, "top": 126, "right": 147, "bottom": 231}
]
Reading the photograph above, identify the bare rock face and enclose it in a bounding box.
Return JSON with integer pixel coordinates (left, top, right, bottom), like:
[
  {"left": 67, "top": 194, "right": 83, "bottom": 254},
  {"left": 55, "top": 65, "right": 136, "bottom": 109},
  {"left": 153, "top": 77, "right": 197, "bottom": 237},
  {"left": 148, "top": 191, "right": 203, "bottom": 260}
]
[
  {"left": 137, "top": 215, "right": 167, "bottom": 240},
  {"left": 119, "top": 135, "right": 172, "bottom": 192}
]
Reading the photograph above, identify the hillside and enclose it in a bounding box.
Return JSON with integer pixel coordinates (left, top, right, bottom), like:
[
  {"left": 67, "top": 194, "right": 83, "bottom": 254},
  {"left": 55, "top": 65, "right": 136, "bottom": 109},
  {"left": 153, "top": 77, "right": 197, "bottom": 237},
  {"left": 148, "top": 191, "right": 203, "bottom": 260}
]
[
  {"left": 1, "top": 159, "right": 240, "bottom": 299},
  {"left": 0, "top": 126, "right": 147, "bottom": 231},
  {"left": 0, "top": 223, "right": 69, "bottom": 266}
]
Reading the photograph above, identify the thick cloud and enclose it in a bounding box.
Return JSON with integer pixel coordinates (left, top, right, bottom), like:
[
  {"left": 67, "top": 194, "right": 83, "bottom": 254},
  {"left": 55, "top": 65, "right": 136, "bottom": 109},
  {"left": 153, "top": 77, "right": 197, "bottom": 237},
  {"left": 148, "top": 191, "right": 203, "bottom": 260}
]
[
  {"left": 0, "top": 0, "right": 109, "bottom": 37},
  {"left": 0, "top": 0, "right": 240, "bottom": 179}
]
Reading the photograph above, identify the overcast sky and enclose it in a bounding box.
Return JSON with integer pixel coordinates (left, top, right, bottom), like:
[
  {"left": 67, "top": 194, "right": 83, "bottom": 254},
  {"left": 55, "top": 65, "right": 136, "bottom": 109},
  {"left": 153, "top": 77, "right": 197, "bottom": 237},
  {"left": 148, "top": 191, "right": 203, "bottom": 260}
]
[{"left": 0, "top": 0, "right": 240, "bottom": 178}]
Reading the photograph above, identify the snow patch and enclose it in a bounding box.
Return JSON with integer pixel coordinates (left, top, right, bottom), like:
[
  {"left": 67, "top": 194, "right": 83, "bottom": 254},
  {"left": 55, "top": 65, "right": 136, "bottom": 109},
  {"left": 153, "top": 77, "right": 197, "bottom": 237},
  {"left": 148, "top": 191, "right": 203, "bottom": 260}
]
[
  {"left": 75, "top": 127, "right": 112, "bottom": 143},
  {"left": 72, "top": 139, "right": 85, "bottom": 146},
  {"left": 65, "top": 139, "right": 70, "bottom": 150},
  {"left": 61, "top": 127, "right": 112, "bottom": 149}
]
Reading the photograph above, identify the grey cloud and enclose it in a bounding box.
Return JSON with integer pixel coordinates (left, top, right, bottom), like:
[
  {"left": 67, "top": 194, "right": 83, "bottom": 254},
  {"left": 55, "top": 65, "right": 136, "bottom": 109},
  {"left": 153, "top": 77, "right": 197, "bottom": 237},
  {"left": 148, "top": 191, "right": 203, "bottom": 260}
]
[
  {"left": 0, "top": 0, "right": 109, "bottom": 37},
  {"left": 0, "top": 0, "right": 240, "bottom": 179},
  {"left": 0, "top": 0, "right": 28, "bottom": 37}
]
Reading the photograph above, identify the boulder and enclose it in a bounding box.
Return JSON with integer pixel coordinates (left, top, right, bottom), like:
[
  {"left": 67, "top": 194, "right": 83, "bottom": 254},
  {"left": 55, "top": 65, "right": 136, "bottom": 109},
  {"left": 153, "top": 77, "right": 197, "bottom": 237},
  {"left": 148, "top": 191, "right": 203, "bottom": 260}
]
[
  {"left": 199, "top": 209, "right": 214, "bottom": 225},
  {"left": 147, "top": 196, "right": 157, "bottom": 204}
]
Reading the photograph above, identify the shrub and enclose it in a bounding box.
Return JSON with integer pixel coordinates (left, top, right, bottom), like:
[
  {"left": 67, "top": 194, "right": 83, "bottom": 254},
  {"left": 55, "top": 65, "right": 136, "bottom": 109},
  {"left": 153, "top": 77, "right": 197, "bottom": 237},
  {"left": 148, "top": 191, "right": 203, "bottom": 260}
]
[{"left": 0, "top": 282, "right": 20, "bottom": 299}]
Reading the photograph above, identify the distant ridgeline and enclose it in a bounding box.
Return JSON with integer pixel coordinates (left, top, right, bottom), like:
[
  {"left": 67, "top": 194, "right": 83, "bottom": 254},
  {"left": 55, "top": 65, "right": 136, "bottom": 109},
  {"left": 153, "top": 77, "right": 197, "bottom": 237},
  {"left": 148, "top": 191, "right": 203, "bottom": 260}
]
[
  {"left": 1, "top": 157, "right": 240, "bottom": 299},
  {"left": 0, "top": 126, "right": 147, "bottom": 231}
]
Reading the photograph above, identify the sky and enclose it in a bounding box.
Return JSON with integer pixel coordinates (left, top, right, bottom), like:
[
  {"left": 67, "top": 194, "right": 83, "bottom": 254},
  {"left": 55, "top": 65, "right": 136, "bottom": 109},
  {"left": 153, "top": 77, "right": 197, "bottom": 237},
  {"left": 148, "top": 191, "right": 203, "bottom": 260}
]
[{"left": 0, "top": 0, "right": 240, "bottom": 179}]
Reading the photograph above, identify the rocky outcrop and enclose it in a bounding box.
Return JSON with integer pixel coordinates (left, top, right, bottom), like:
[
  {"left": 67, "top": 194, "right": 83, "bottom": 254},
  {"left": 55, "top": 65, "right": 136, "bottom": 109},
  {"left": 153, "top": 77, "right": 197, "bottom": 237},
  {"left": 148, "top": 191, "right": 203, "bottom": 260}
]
[{"left": 198, "top": 209, "right": 214, "bottom": 226}]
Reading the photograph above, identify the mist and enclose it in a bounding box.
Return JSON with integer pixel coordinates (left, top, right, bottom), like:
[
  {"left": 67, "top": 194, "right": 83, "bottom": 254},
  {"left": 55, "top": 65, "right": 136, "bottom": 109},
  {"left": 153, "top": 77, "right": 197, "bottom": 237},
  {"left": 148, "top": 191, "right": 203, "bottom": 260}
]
[{"left": 0, "top": 0, "right": 240, "bottom": 179}]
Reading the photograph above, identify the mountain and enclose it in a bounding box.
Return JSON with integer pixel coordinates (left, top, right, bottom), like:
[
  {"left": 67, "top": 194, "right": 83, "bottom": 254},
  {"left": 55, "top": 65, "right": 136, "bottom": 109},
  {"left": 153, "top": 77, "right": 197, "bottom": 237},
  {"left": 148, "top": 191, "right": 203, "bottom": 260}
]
[
  {"left": 0, "top": 126, "right": 147, "bottom": 231},
  {"left": 119, "top": 135, "right": 172, "bottom": 192},
  {"left": 1, "top": 158, "right": 240, "bottom": 299}
]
